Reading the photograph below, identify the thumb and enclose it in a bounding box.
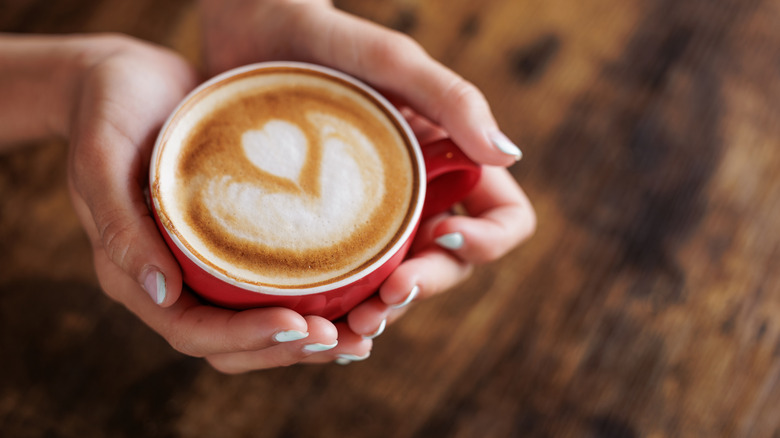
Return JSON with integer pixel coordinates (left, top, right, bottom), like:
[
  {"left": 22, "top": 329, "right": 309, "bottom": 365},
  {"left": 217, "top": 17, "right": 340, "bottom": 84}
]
[
  {"left": 94, "top": 189, "right": 183, "bottom": 307},
  {"left": 288, "top": 8, "right": 523, "bottom": 166},
  {"left": 69, "top": 145, "right": 184, "bottom": 307},
  {"left": 69, "top": 96, "right": 188, "bottom": 307}
]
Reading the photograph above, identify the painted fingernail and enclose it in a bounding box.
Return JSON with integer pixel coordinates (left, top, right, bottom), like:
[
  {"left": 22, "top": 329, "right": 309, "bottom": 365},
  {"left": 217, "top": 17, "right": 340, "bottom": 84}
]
[
  {"left": 335, "top": 352, "right": 371, "bottom": 365},
  {"left": 143, "top": 268, "right": 166, "bottom": 305},
  {"left": 362, "top": 319, "right": 387, "bottom": 340},
  {"left": 303, "top": 341, "right": 338, "bottom": 352},
  {"left": 390, "top": 285, "right": 419, "bottom": 309},
  {"left": 489, "top": 131, "right": 523, "bottom": 161},
  {"left": 435, "top": 232, "right": 465, "bottom": 250},
  {"left": 273, "top": 330, "right": 309, "bottom": 343}
]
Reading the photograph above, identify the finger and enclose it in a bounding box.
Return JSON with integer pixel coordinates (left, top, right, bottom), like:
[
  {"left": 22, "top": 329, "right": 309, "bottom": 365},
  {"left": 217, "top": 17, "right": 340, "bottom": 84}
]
[
  {"left": 301, "top": 321, "right": 373, "bottom": 365},
  {"left": 409, "top": 211, "right": 451, "bottom": 255},
  {"left": 432, "top": 167, "right": 537, "bottom": 263},
  {"left": 206, "top": 316, "right": 340, "bottom": 374},
  {"left": 397, "top": 106, "right": 448, "bottom": 145},
  {"left": 378, "top": 249, "right": 474, "bottom": 309},
  {"left": 74, "top": 170, "right": 182, "bottom": 307},
  {"left": 69, "top": 177, "right": 184, "bottom": 307},
  {"left": 346, "top": 293, "right": 418, "bottom": 344},
  {"left": 347, "top": 295, "right": 391, "bottom": 339},
  {"left": 288, "top": 8, "right": 522, "bottom": 166},
  {"left": 162, "top": 305, "right": 313, "bottom": 357},
  {"left": 68, "top": 46, "right": 198, "bottom": 307},
  {"left": 90, "top": 243, "right": 322, "bottom": 358}
]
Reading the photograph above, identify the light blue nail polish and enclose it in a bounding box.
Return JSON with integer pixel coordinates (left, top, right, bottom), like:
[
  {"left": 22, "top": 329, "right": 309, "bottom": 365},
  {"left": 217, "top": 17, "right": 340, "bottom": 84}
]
[
  {"left": 362, "top": 319, "right": 387, "bottom": 340},
  {"left": 143, "top": 270, "right": 166, "bottom": 305},
  {"left": 273, "top": 330, "right": 309, "bottom": 343},
  {"left": 490, "top": 131, "right": 523, "bottom": 161},
  {"left": 303, "top": 341, "right": 338, "bottom": 352},
  {"left": 155, "top": 271, "right": 166, "bottom": 304},
  {"left": 336, "top": 353, "right": 370, "bottom": 364},
  {"left": 435, "top": 232, "right": 465, "bottom": 250},
  {"left": 390, "top": 285, "right": 419, "bottom": 309}
]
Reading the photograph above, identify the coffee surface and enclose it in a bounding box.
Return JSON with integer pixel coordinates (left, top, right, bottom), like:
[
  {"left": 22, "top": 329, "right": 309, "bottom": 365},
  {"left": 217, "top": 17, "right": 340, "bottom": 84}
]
[{"left": 155, "top": 68, "right": 417, "bottom": 288}]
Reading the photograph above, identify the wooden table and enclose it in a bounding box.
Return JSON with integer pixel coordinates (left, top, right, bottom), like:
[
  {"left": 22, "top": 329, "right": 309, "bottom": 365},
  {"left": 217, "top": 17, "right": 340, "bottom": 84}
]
[{"left": 2, "top": 0, "right": 779, "bottom": 436}]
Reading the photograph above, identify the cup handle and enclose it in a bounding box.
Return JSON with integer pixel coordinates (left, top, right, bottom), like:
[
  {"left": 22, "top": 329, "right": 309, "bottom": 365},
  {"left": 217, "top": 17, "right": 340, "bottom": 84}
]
[{"left": 421, "top": 139, "right": 482, "bottom": 220}]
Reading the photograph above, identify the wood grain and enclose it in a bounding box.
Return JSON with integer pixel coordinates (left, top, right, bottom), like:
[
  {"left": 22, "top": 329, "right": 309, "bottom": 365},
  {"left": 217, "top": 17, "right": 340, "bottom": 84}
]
[{"left": 2, "top": 0, "right": 779, "bottom": 436}]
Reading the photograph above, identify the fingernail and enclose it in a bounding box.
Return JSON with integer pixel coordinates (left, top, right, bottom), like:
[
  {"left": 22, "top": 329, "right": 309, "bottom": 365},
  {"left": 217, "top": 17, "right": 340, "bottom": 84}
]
[
  {"left": 390, "top": 285, "right": 419, "bottom": 309},
  {"left": 435, "top": 232, "right": 465, "bottom": 250},
  {"left": 335, "top": 352, "right": 371, "bottom": 365},
  {"left": 362, "top": 319, "right": 387, "bottom": 340},
  {"left": 143, "top": 269, "right": 166, "bottom": 305},
  {"left": 273, "top": 330, "right": 309, "bottom": 343},
  {"left": 303, "top": 341, "right": 338, "bottom": 353},
  {"left": 489, "top": 131, "right": 523, "bottom": 161}
]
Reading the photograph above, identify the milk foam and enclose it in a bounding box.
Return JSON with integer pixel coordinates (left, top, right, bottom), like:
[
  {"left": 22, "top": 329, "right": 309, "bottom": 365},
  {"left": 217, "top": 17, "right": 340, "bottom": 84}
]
[
  {"left": 154, "top": 68, "right": 416, "bottom": 288},
  {"left": 242, "top": 120, "right": 308, "bottom": 184},
  {"left": 203, "top": 113, "right": 384, "bottom": 249}
]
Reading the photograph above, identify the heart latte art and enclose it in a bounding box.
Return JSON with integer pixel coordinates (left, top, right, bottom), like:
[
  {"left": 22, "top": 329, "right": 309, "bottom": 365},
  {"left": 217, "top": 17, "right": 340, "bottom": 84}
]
[
  {"left": 154, "top": 69, "right": 417, "bottom": 288},
  {"left": 203, "top": 115, "right": 384, "bottom": 251}
]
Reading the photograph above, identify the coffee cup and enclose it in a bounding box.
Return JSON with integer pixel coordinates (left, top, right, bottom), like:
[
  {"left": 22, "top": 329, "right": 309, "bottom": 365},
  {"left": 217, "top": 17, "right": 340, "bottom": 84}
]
[{"left": 149, "top": 62, "right": 480, "bottom": 320}]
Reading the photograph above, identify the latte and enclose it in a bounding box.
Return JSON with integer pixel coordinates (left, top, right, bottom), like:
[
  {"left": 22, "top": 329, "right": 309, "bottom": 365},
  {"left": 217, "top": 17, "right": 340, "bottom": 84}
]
[{"left": 153, "top": 66, "right": 419, "bottom": 289}]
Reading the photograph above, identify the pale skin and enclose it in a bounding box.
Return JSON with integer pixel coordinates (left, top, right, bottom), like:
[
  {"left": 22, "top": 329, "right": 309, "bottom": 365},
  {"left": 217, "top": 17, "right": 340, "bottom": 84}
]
[{"left": 0, "top": 0, "right": 535, "bottom": 373}]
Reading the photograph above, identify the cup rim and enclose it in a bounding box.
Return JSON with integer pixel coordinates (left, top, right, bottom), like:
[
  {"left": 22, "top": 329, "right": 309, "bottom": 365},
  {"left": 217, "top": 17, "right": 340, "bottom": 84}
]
[{"left": 149, "top": 61, "right": 426, "bottom": 296}]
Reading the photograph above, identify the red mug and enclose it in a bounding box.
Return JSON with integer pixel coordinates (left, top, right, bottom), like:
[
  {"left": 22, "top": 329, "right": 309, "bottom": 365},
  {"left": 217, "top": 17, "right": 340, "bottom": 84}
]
[{"left": 149, "top": 62, "right": 481, "bottom": 320}]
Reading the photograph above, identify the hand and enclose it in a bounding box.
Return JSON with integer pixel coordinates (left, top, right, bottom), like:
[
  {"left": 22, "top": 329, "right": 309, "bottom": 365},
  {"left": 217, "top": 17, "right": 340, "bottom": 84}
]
[
  {"left": 345, "top": 114, "right": 536, "bottom": 357},
  {"left": 200, "top": 0, "right": 520, "bottom": 164},
  {"left": 199, "top": 0, "right": 536, "bottom": 362},
  {"left": 66, "top": 34, "right": 358, "bottom": 373}
]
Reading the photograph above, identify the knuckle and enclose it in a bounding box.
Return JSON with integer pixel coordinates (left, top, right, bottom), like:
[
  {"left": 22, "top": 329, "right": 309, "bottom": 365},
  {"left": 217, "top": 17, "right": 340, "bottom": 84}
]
[
  {"left": 387, "top": 31, "right": 422, "bottom": 54},
  {"left": 233, "top": 335, "right": 265, "bottom": 353},
  {"left": 443, "top": 79, "right": 483, "bottom": 110},
  {"left": 432, "top": 77, "right": 485, "bottom": 124},
  {"left": 205, "top": 353, "right": 301, "bottom": 374},
  {"left": 166, "top": 332, "right": 202, "bottom": 358},
  {"left": 367, "top": 31, "right": 422, "bottom": 72},
  {"left": 96, "top": 210, "right": 137, "bottom": 269},
  {"left": 91, "top": 33, "right": 149, "bottom": 59},
  {"left": 205, "top": 357, "right": 244, "bottom": 375},
  {"left": 478, "top": 244, "right": 504, "bottom": 263},
  {"left": 462, "top": 232, "right": 504, "bottom": 263},
  {"left": 70, "top": 33, "right": 138, "bottom": 76},
  {"left": 267, "top": 354, "right": 301, "bottom": 369}
]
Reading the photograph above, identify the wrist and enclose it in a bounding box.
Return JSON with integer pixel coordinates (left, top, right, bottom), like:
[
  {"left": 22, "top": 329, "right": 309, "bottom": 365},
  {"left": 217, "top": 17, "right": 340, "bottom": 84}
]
[
  {"left": 0, "top": 34, "right": 145, "bottom": 146},
  {"left": 0, "top": 35, "right": 88, "bottom": 144}
]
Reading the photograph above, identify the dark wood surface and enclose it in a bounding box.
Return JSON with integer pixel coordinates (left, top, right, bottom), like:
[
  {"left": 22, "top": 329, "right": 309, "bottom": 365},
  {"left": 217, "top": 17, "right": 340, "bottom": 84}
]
[{"left": 2, "top": 0, "right": 780, "bottom": 436}]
